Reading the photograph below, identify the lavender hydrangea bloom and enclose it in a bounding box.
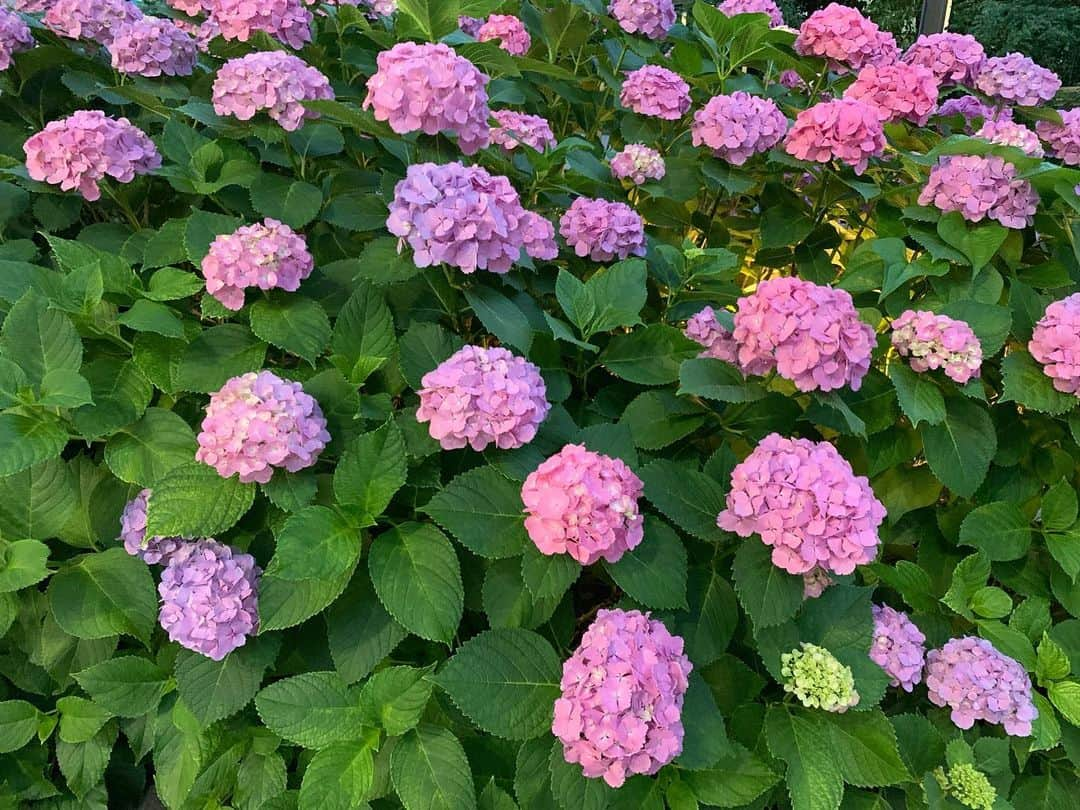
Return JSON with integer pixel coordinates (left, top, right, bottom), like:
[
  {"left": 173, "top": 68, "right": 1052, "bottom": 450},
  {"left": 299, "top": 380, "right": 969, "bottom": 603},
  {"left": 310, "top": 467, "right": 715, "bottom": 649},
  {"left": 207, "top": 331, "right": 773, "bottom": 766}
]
[
  {"left": 903, "top": 33, "right": 986, "bottom": 86},
  {"left": 684, "top": 306, "right": 738, "bottom": 364},
  {"left": 0, "top": 8, "right": 33, "bottom": 71},
  {"left": 212, "top": 52, "right": 334, "bottom": 132},
  {"left": 691, "top": 92, "right": 788, "bottom": 164},
  {"left": 975, "top": 53, "right": 1061, "bottom": 107},
  {"left": 476, "top": 14, "right": 531, "bottom": 56},
  {"left": 119, "top": 490, "right": 183, "bottom": 566},
  {"left": 490, "top": 110, "right": 556, "bottom": 152},
  {"left": 109, "top": 17, "right": 198, "bottom": 78},
  {"left": 619, "top": 65, "right": 691, "bottom": 120},
  {"left": 717, "top": 0, "right": 784, "bottom": 27},
  {"left": 870, "top": 605, "right": 926, "bottom": 691},
  {"left": 521, "top": 212, "right": 559, "bottom": 261},
  {"left": 558, "top": 197, "right": 646, "bottom": 262},
  {"left": 44, "top": 0, "right": 141, "bottom": 45},
  {"left": 1036, "top": 109, "right": 1080, "bottom": 166},
  {"left": 976, "top": 119, "right": 1044, "bottom": 157},
  {"left": 918, "top": 155, "right": 1039, "bottom": 229},
  {"left": 608, "top": 0, "right": 675, "bottom": 41},
  {"left": 936, "top": 95, "right": 1010, "bottom": 133}
]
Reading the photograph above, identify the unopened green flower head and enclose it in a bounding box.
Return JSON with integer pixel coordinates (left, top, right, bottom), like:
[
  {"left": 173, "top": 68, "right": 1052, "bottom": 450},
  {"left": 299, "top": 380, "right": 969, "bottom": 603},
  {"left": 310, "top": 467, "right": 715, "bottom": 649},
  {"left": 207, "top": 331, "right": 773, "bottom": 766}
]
[
  {"left": 780, "top": 643, "right": 859, "bottom": 712},
  {"left": 944, "top": 762, "right": 996, "bottom": 810}
]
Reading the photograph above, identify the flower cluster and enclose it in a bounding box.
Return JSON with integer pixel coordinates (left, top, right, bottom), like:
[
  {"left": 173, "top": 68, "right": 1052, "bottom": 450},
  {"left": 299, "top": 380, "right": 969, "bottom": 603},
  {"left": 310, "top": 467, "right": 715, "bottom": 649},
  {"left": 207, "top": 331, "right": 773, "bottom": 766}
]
[
  {"left": 925, "top": 636, "right": 1037, "bottom": 736},
  {"left": 903, "top": 33, "right": 986, "bottom": 86},
  {"left": 109, "top": 17, "right": 197, "bottom": 78},
  {"left": 364, "top": 42, "right": 490, "bottom": 155},
  {"left": 619, "top": 65, "right": 691, "bottom": 120},
  {"left": 976, "top": 118, "right": 1044, "bottom": 157},
  {"left": 196, "top": 371, "right": 330, "bottom": 484},
  {"left": 212, "top": 52, "right": 333, "bottom": 132},
  {"left": 416, "top": 345, "right": 550, "bottom": 451},
  {"left": 891, "top": 309, "right": 983, "bottom": 384},
  {"left": 11, "top": 0, "right": 49, "bottom": 11},
  {"left": 44, "top": 0, "right": 141, "bottom": 45},
  {"left": 167, "top": 0, "right": 210, "bottom": 14},
  {"left": 387, "top": 162, "right": 546, "bottom": 274},
  {"left": 558, "top": 197, "right": 646, "bottom": 262},
  {"left": 201, "top": 219, "right": 313, "bottom": 311},
  {"left": 552, "top": 609, "right": 691, "bottom": 788},
  {"left": 780, "top": 643, "right": 859, "bottom": 712},
  {"left": 974, "top": 53, "right": 1061, "bottom": 107},
  {"left": 718, "top": 433, "right": 886, "bottom": 575},
  {"left": 159, "top": 539, "right": 260, "bottom": 661},
  {"left": 489, "top": 110, "right": 556, "bottom": 152},
  {"left": 684, "top": 306, "right": 738, "bottom": 364},
  {"left": 210, "top": 0, "right": 312, "bottom": 50},
  {"left": 119, "top": 490, "right": 183, "bottom": 566},
  {"left": 936, "top": 96, "right": 1006, "bottom": 131},
  {"left": 937, "top": 764, "right": 997, "bottom": 810},
  {"left": 608, "top": 0, "right": 674, "bottom": 40},
  {"left": 476, "top": 14, "right": 531, "bottom": 56},
  {"left": 691, "top": 92, "right": 788, "bottom": 165},
  {"left": 521, "top": 212, "right": 559, "bottom": 260},
  {"left": 717, "top": 0, "right": 784, "bottom": 27},
  {"left": 23, "top": 110, "right": 161, "bottom": 201},
  {"left": 802, "top": 568, "right": 833, "bottom": 599},
  {"left": 730, "top": 276, "right": 876, "bottom": 392},
  {"left": 0, "top": 8, "right": 33, "bottom": 71},
  {"left": 784, "top": 99, "right": 885, "bottom": 175},
  {"left": 870, "top": 605, "right": 926, "bottom": 692},
  {"left": 458, "top": 15, "right": 483, "bottom": 36},
  {"left": 522, "top": 444, "right": 644, "bottom": 566},
  {"left": 794, "top": 3, "right": 898, "bottom": 72},
  {"left": 918, "top": 155, "right": 1039, "bottom": 229},
  {"left": 172, "top": 17, "right": 218, "bottom": 52},
  {"left": 1036, "top": 109, "right": 1080, "bottom": 166},
  {"left": 611, "top": 144, "right": 666, "bottom": 185},
  {"left": 1029, "top": 293, "right": 1080, "bottom": 396},
  {"left": 843, "top": 62, "right": 940, "bottom": 126}
]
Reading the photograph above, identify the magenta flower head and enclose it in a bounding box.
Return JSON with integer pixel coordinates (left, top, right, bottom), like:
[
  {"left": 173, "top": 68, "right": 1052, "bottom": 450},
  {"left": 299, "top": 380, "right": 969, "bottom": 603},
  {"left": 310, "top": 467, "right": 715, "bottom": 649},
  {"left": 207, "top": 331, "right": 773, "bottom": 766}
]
[
  {"left": 608, "top": 0, "right": 675, "bottom": 40},
  {"left": 196, "top": 371, "right": 329, "bottom": 484},
  {"left": 925, "top": 636, "right": 1037, "bottom": 736},
  {"left": 870, "top": 605, "right": 926, "bottom": 692},
  {"left": 119, "top": 489, "right": 183, "bottom": 566},
  {"left": 794, "top": 3, "right": 899, "bottom": 72},
  {"left": 718, "top": 433, "right": 886, "bottom": 575},
  {"left": 387, "top": 162, "right": 546, "bottom": 274},
  {"left": 891, "top": 310, "right": 983, "bottom": 384},
  {"left": 364, "top": 42, "right": 490, "bottom": 155},
  {"left": 24, "top": 110, "right": 160, "bottom": 202},
  {"left": 1036, "top": 109, "right": 1080, "bottom": 166},
  {"left": 843, "top": 62, "right": 940, "bottom": 126},
  {"left": 0, "top": 8, "right": 33, "bottom": 71},
  {"left": 684, "top": 306, "right": 738, "bottom": 364},
  {"left": 559, "top": 197, "right": 647, "bottom": 262},
  {"left": 212, "top": 52, "right": 333, "bottom": 132},
  {"left": 44, "top": 0, "right": 141, "bottom": 45},
  {"left": 201, "top": 218, "right": 313, "bottom": 311},
  {"left": 522, "top": 212, "right": 559, "bottom": 261},
  {"left": 717, "top": 0, "right": 784, "bottom": 27},
  {"left": 903, "top": 33, "right": 985, "bottom": 86},
  {"left": 977, "top": 119, "right": 1044, "bottom": 157},
  {"left": 167, "top": 0, "right": 211, "bottom": 15},
  {"left": 490, "top": 110, "right": 556, "bottom": 152},
  {"left": 936, "top": 95, "right": 1009, "bottom": 133},
  {"left": 918, "top": 155, "right": 1039, "bottom": 230},
  {"left": 209, "top": 0, "right": 312, "bottom": 50},
  {"left": 732, "top": 276, "right": 876, "bottom": 392},
  {"left": 975, "top": 53, "right": 1061, "bottom": 107},
  {"left": 109, "top": 17, "right": 197, "bottom": 78},
  {"left": 611, "top": 144, "right": 665, "bottom": 185},
  {"left": 521, "top": 444, "right": 644, "bottom": 566},
  {"left": 619, "top": 65, "right": 691, "bottom": 120},
  {"left": 477, "top": 14, "right": 531, "bottom": 56},
  {"left": 783, "top": 99, "right": 885, "bottom": 175},
  {"left": 552, "top": 609, "right": 692, "bottom": 788},
  {"left": 159, "top": 539, "right": 260, "bottom": 661},
  {"left": 1029, "top": 293, "right": 1080, "bottom": 396},
  {"left": 415, "top": 345, "right": 550, "bottom": 451},
  {"left": 691, "top": 92, "right": 788, "bottom": 165}
]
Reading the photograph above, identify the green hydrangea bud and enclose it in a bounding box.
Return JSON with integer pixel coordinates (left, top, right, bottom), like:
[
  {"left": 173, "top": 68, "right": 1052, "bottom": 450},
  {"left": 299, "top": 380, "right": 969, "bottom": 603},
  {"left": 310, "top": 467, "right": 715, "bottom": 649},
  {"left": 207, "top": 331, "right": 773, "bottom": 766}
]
[
  {"left": 943, "top": 762, "right": 996, "bottom": 810},
  {"left": 780, "top": 643, "right": 859, "bottom": 712}
]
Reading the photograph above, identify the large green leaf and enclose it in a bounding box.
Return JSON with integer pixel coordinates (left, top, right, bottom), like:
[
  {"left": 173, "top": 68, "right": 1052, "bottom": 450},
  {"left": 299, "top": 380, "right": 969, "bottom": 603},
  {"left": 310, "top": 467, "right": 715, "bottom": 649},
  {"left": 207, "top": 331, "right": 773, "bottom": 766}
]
[
  {"left": 268, "top": 505, "right": 361, "bottom": 582},
  {"left": 175, "top": 634, "right": 280, "bottom": 727},
  {"left": 144, "top": 462, "right": 255, "bottom": 538},
  {"left": 358, "top": 665, "right": 433, "bottom": 736},
  {"left": 604, "top": 516, "right": 688, "bottom": 609},
  {"left": 396, "top": 0, "right": 462, "bottom": 41},
  {"left": 103, "top": 408, "right": 197, "bottom": 487},
  {"left": 0, "top": 413, "right": 69, "bottom": 476},
  {"left": 765, "top": 705, "right": 843, "bottom": 810},
  {"left": 678, "top": 357, "right": 765, "bottom": 403},
  {"left": 683, "top": 743, "right": 778, "bottom": 806},
  {"left": 326, "top": 574, "right": 408, "bottom": 684},
  {"left": 600, "top": 324, "right": 700, "bottom": 385},
  {"left": 250, "top": 173, "right": 323, "bottom": 229},
  {"left": 0, "top": 700, "right": 39, "bottom": 753},
  {"left": 639, "top": 460, "right": 727, "bottom": 541},
  {"left": 422, "top": 466, "right": 528, "bottom": 559},
  {"left": 0, "top": 289, "right": 82, "bottom": 386},
  {"left": 333, "top": 420, "right": 407, "bottom": 523},
  {"left": 249, "top": 297, "right": 331, "bottom": 367},
  {"left": 958, "top": 501, "right": 1033, "bottom": 561},
  {"left": 1001, "top": 350, "right": 1078, "bottom": 416},
  {"left": 0, "top": 539, "right": 50, "bottom": 593},
  {"left": 920, "top": 397, "right": 996, "bottom": 497},
  {"left": 255, "top": 671, "right": 367, "bottom": 749},
  {"left": 299, "top": 740, "right": 375, "bottom": 810},
  {"left": 732, "top": 540, "right": 804, "bottom": 629},
  {"left": 0, "top": 458, "right": 78, "bottom": 542},
  {"left": 175, "top": 325, "right": 266, "bottom": 393},
  {"left": 74, "top": 656, "right": 170, "bottom": 717},
  {"left": 391, "top": 725, "right": 477, "bottom": 810},
  {"left": 556, "top": 260, "right": 647, "bottom": 338},
  {"left": 888, "top": 363, "right": 945, "bottom": 427},
  {"left": 48, "top": 548, "right": 157, "bottom": 643}
]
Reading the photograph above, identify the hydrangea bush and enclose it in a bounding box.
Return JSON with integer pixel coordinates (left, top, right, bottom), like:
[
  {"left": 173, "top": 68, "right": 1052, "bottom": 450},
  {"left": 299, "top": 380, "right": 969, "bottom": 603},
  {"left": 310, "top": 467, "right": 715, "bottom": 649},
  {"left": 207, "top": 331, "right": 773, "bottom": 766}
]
[{"left": 0, "top": 2, "right": 1079, "bottom": 808}]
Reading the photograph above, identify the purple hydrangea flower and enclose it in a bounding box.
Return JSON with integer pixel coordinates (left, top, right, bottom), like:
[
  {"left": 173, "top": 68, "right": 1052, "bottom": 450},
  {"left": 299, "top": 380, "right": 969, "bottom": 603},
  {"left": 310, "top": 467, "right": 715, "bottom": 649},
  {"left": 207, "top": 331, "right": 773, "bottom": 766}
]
[
  {"left": 717, "top": 0, "right": 784, "bottom": 27},
  {"left": 691, "top": 92, "right": 788, "bottom": 165},
  {"left": 1036, "top": 109, "right": 1080, "bottom": 165},
  {"left": 870, "top": 605, "right": 926, "bottom": 691},
  {"left": 903, "top": 33, "right": 986, "bottom": 86},
  {"left": 209, "top": 0, "right": 312, "bottom": 50},
  {"left": 976, "top": 118, "right": 1044, "bottom": 157},
  {"left": 1029, "top": 292, "right": 1080, "bottom": 397},
  {"left": 0, "top": 8, "right": 33, "bottom": 71},
  {"left": 119, "top": 489, "right": 183, "bottom": 566},
  {"left": 975, "top": 53, "right": 1061, "bottom": 107},
  {"left": 476, "top": 14, "right": 531, "bottom": 56},
  {"left": 109, "top": 17, "right": 197, "bottom": 78},
  {"left": 200, "top": 218, "right": 314, "bottom": 311},
  {"left": 684, "top": 306, "right": 738, "bottom": 364},
  {"left": 212, "top": 52, "right": 334, "bottom": 132},
  {"left": 608, "top": 0, "right": 675, "bottom": 41},
  {"left": 490, "top": 110, "right": 556, "bottom": 152},
  {"left": 918, "top": 154, "right": 1039, "bottom": 229},
  {"left": 44, "top": 0, "right": 141, "bottom": 45},
  {"left": 558, "top": 197, "right": 646, "bottom": 262}
]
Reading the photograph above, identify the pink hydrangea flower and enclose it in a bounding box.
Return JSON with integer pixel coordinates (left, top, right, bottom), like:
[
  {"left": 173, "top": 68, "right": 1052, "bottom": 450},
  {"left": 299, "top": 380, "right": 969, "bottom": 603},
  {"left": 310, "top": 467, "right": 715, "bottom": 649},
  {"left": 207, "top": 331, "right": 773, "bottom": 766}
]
[
  {"left": 558, "top": 197, "right": 646, "bottom": 262},
  {"left": 684, "top": 306, "right": 738, "bottom": 364},
  {"left": 11, "top": 0, "right": 50, "bottom": 11},
  {"left": 44, "top": 0, "right": 141, "bottom": 44},
  {"left": 171, "top": 17, "right": 218, "bottom": 52},
  {"left": 1036, "top": 109, "right": 1080, "bottom": 166},
  {"left": 522, "top": 212, "right": 559, "bottom": 261},
  {"left": 619, "top": 65, "right": 691, "bottom": 120},
  {"left": 780, "top": 70, "right": 806, "bottom": 90},
  {"left": 891, "top": 310, "right": 983, "bottom": 384},
  {"left": 794, "top": 3, "right": 899, "bottom": 72},
  {"left": 1029, "top": 293, "right": 1080, "bottom": 396},
  {"left": 977, "top": 119, "right": 1044, "bottom": 157},
  {"left": 552, "top": 609, "right": 691, "bottom": 788},
  {"left": 196, "top": 371, "right": 330, "bottom": 484},
  {"left": 691, "top": 92, "right": 788, "bottom": 165},
  {"left": 167, "top": 0, "right": 211, "bottom": 15},
  {"left": 731, "top": 276, "right": 876, "bottom": 392},
  {"left": 209, "top": 0, "right": 312, "bottom": 50},
  {"left": 159, "top": 539, "right": 260, "bottom": 661},
  {"left": 870, "top": 605, "right": 926, "bottom": 692},
  {"left": 459, "top": 15, "right": 483, "bottom": 36},
  {"left": 119, "top": 489, "right": 183, "bottom": 566},
  {"left": 521, "top": 444, "right": 644, "bottom": 566},
  {"left": 717, "top": 433, "right": 886, "bottom": 575},
  {"left": 387, "top": 162, "right": 547, "bottom": 274},
  {"left": 802, "top": 568, "right": 833, "bottom": 599},
  {"left": 490, "top": 110, "right": 556, "bottom": 152},
  {"left": 109, "top": 17, "right": 197, "bottom": 78},
  {"left": 364, "top": 42, "right": 490, "bottom": 155},
  {"left": 783, "top": 99, "right": 885, "bottom": 175},
  {"left": 415, "top": 345, "right": 550, "bottom": 451},
  {"left": 717, "top": 0, "right": 784, "bottom": 27},
  {"left": 200, "top": 218, "right": 313, "bottom": 311},
  {"left": 843, "top": 62, "right": 940, "bottom": 126},
  {"left": 925, "top": 636, "right": 1037, "bottom": 736},
  {"left": 476, "top": 14, "right": 531, "bottom": 56},
  {"left": 608, "top": 0, "right": 674, "bottom": 40},
  {"left": 975, "top": 53, "right": 1061, "bottom": 107},
  {"left": 936, "top": 95, "right": 1009, "bottom": 133},
  {"left": 903, "top": 33, "right": 985, "bottom": 86},
  {"left": 918, "top": 155, "right": 1039, "bottom": 229},
  {"left": 212, "top": 52, "right": 333, "bottom": 131},
  {"left": 611, "top": 144, "right": 665, "bottom": 185},
  {"left": 0, "top": 8, "right": 32, "bottom": 71},
  {"left": 23, "top": 110, "right": 160, "bottom": 202}
]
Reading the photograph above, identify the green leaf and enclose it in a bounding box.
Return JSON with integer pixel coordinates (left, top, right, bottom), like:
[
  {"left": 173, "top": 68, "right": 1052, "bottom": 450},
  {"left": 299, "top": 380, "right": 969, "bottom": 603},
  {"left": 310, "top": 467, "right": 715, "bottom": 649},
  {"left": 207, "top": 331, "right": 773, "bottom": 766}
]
[
  {"left": 38, "top": 369, "right": 93, "bottom": 408},
  {"left": 822, "top": 710, "right": 909, "bottom": 787},
  {"left": 0, "top": 700, "right": 39, "bottom": 753},
  {"left": 56, "top": 697, "right": 112, "bottom": 744},
  {"left": 920, "top": 397, "right": 996, "bottom": 497},
  {"left": 262, "top": 470, "right": 317, "bottom": 513},
  {"left": 1001, "top": 350, "right": 1077, "bottom": 415},
  {"left": 330, "top": 281, "right": 397, "bottom": 382},
  {"left": 48, "top": 548, "right": 157, "bottom": 643},
  {"left": 942, "top": 552, "right": 990, "bottom": 620},
  {"left": 184, "top": 209, "right": 242, "bottom": 264},
  {"left": 143, "top": 266, "right": 204, "bottom": 300},
  {"left": 326, "top": 575, "right": 408, "bottom": 684},
  {"left": 465, "top": 286, "right": 534, "bottom": 352},
  {"left": 765, "top": 705, "right": 843, "bottom": 810},
  {"left": 235, "top": 751, "right": 288, "bottom": 810},
  {"left": 399, "top": 322, "right": 465, "bottom": 390},
  {"left": 1043, "top": 481, "right": 1079, "bottom": 532},
  {"left": 56, "top": 722, "right": 116, "bottom": 799},
  {"left": 678, "top": 357, "right": 765, "bottom": 403},
  {"left": 269, "top": 506, "right": 360, "bottom": 582},
  {"left": 299, "top": 740, "right": 375, "bottom": 810},
  {"left": 255, "top": 671, "right": 367, "bottom": 749},
  {"left": 1036, "top": 633, "right": 1071, "bottom": 685},
  {"left": 515, "top": 737, "right": 559, "bottom": 810},
  {"left": 605, "top": 516, "right": 688, "bottom": 609},
  {"left": 423, "top": 466, "right": 528, "bottom": 559},
  {"left": 521, "top": 543, "right": 580, "bottom": 602},
  {"left": 117, "top": 299, "right": 185, "bottom": 338},
  {"left": 732, "top": 540, "right": 804, "bottom": 629},
  {"left": 0, "top": 289, "right": 82, "bottom": 386},
  {"left": 548, "top": 738, "right": 610, "bottom": 810},
  {"left": 0, "top": 539, "right": 50, "bottom": 593},
  {"left": 971, "top": 586, "right": 1012, "bottom": 618},
  {"left": 683, "top": 743, "right": 778, "bottom": 807},
  {"left": 600, "top": 325, "right": 700, "bottom": 386},
  {"left": 888, "top": 363, "right": 945, "bottom": 427},
  {"left": 1048, "top": 528, "right": 1080, "bottom": 582},
  {"left": 639, "top": 460, "right": 726, "bottom": 540},
  {"left": 937, "top": 212, "right": 1007, "bottom": 270},
  {"left": 250, "top": 297, "right": 331, "bottom": 366},
  {"left": 1048, "top": 681, "right": 1080, "bottom": 726},
  {"left": 620, "top": 390, "right": 705, "bottom": 450},
  {"left": 677, "top": 671, "right": 731, "bottom": 771},
  {"left": 257, "top": 560, "right": 355, "bottom": 634},
  {"left": 334, "top": 421, "right": 407, "bottom": 523},
  {"left": 391, "top": 725, "right": 477, "bottom": 810},
  {"left": 175, "top": 634, "right": 280, "bottom": 727},
  {"left": 74, "top": 656, "right": 170, "bottom": 717},
  {"left": 479, "top": 779, "right": 519, "bottom": 810},
  {"left": 958, "top": 501, "right": 1032, "bottom": 561},
  {"left": 0, "top": 413, "right": 68, "bottom": 476},
  {"left": 144, "top": 462, "right": 255, "bottom": 538},
  {"left": 358, "top": 665, "right": 433, "bottom": 736},
  {"left": 556, "top": 261, "right": 647, "bottom": 338},
  {"left": 368, "top": 523, "right": 463, "bottom": 643},
  {"left": 175, "top": 325, "right": 267, "bottom": 393},
  {"left": 658, "top": 568, "right": 739, "bottom": 667},
  {"left": 103, "top": 408, "right": 198, "bottom": 487},
  {"left": 0, "top": 457, "right": 78, "bottom": 541},
  {"left": 250, "top": 173, "right": 323, "bottom": 229},
  {"left": 483, "top": 557, "right": 560, "bottom": 631},
  {"left": 396, "top": 0, "right": 462, "bottom": 41},
  {"left": 940, "top": 301, "right": 1011, "bottom": 357}
]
